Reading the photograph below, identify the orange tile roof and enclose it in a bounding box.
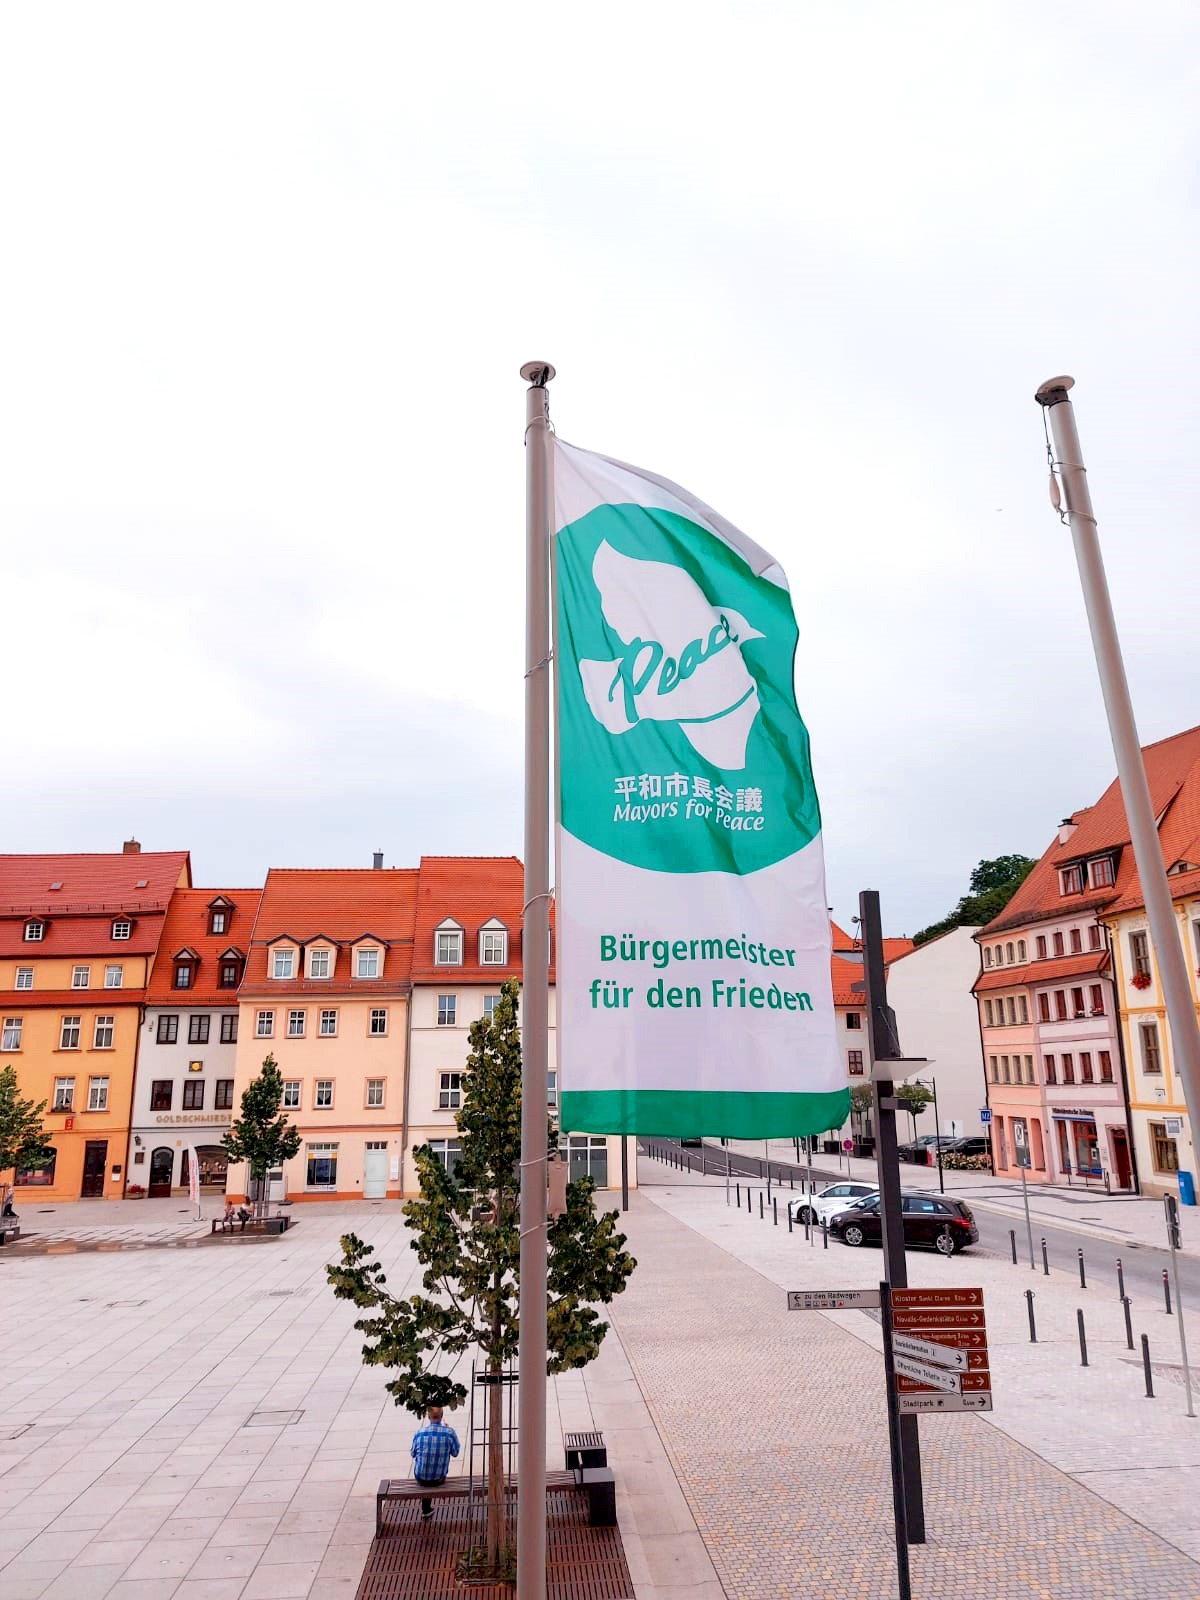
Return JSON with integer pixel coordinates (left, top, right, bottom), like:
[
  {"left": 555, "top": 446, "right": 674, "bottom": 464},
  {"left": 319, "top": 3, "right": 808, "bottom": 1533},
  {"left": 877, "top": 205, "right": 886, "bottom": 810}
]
[
  {"left": 146, "top": 888, "right": 262, "bottom": 1006},
  {"left": 983, "top": 724, "right": 1200, "bottom": 935},
  {"left": 243, "top": 868, "right": 418, "bottom": 991},
  {"left": 412, "top": 856, "right": 546, "bottom": 982},
  {"left": 0, "top": 851, "right": 191, "bottom": 958},
  {"left": 973, "top": 950, "right": 1109, "bottom": 994}
]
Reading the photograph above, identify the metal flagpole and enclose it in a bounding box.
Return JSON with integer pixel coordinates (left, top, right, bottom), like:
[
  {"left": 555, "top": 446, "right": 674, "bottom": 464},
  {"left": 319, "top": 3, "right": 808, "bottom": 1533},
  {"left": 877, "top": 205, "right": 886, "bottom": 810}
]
[
  {"left": 930, "top": 1077, "right": 944, "bottom": 1195},
  {"left": 1036, "top": 378, "right": 1200, "bottom": 1173},
  {"left": 518, "top": 359, "right": 554, "bottom": 1600}
]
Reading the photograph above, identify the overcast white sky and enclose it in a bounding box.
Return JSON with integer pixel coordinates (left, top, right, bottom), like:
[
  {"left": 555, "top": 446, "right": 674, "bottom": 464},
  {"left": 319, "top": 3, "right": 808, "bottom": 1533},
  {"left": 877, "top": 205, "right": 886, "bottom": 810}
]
[{"left": 2, "top": 3, "right": 1198, "bottom": 932}]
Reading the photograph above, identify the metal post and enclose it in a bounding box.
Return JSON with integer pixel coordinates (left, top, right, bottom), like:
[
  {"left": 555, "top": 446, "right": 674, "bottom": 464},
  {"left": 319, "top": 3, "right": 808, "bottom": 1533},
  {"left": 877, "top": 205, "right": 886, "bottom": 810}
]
[
  {"left": 1021, "top": 1165, "right": 1035, "bottom": 1270},
  {"left": 1041, "top": 1237, "right": 1049, "bottom": 1277},
  {"left": 862, "top": 889, "right": 925, "bottom": 1542},
  {"left": 1142, "top": 1334, "right": 1155, "bottom": 1397},
  {"left": 766, "top": 1142, "right": 772, "bottom": 1199},
  {"left": 1122, "top": 1296, "right": 1134, "bottom": 1351},
  {"left": 1037, "top": 378, "right": 1200, "bottom": 1175},
  {"left": 759, "top": 1192, "right": 763, "bottom": 1219},
  {"left": 931, "top": 1077, "right": 944, "bottom": 1194},
  {"left": 1165, "top": 1196, "right": 1195, "bottom": 1416},
  {"left": 518, "top": 359, "right": 554, "bottom": 1600},
  {"left": 879, "top": 1282, "right": 913, "bottom": 1600},
  {"left": 1117, "top": 1258, "right": 1125, "bottom": 1301},
  {"left": 822, "top": 1218, "right": 828, "bottom": 1250},
  {"left": 726, "top": 1146, "right": 731, "bottom": 1207},
  {"left": 1077, "top": 1309, "right": 1088, "bottom": 1366},
  {"left": 773, "top": 1197, "right": 778, "bottom": 1227},
  {"left": 620, "top": 1136, "right": 628, "bottom": 1213},
  {"left": 1009, "top": 1229, "right": 1017, "bottom": 1266},
  {"left": 736, "top": 1182, "right": 741, "bottom": 1208},
  {"left": 787, "top": 1202, "right": 792, "bottom": 1233},
  {"left": 1025, "top": 1289, "right": 1037, "bottom": 1343},
  {"left": 1079, "top": 1248, "right": 1086, "bottom": 1290},
  {"left": 1163, "top": 1269, "right": 1173, "bottom": 1315},
  {"left": 807, "top": 1136, "right": 814, "bottom": 1207}
]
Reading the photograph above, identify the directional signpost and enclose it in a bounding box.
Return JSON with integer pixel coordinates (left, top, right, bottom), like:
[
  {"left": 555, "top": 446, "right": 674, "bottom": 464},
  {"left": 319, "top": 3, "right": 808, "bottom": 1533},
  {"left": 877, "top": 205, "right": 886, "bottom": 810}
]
[{"left": 787, "top": 1288, "right": 881, "bottom": 1312}]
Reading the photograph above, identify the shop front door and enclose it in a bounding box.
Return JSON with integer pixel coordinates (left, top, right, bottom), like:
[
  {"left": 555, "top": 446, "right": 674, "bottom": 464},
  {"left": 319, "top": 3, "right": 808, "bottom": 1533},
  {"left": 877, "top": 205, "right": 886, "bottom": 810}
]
[
  {"left": 363, "top": 1142, "right": 387, "bottom": 1199},
  {"left": 81, "top": 1140, "right": 108, "bottom": 1198},
  {"left": 1111, "top": 1127, "right": 1133, "bottom": 1190},
  {"left": 148, "top": 1147, "right": 174, "bottom": 1197}
]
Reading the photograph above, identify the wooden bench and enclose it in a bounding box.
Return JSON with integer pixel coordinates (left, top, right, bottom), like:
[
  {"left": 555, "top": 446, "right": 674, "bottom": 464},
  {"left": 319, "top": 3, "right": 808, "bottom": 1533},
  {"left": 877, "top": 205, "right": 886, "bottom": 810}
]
[
  {"left": 376, "top": 1466, "right": 616, "bottom": 1537},
  {"left": 210, "top": 1215, "right": 290, "bottom": 1236}
]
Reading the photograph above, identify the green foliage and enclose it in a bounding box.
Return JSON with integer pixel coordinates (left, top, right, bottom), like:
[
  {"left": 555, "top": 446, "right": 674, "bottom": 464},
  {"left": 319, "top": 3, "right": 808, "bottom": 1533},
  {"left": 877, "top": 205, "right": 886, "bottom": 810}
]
[
  {"left": 0, "top": 1064, "right": 53, "bottom": 1177},
  {"left": 895, "top": 1080, "right": 933, "bottom": 1139},
  {"left": 326, "top": 980, "right": 637, "bottom": 1414},
  {"left": 913, "top": 854, "right": 1036, "bottom": 946},
  {"left": 849, "top": 1085, "right": 873, "bottom": 1123},
  {"left": 940, "top": 1151, "right": 991, "bottom": 1171},
  {"left": 221, "top": 1055, "right": 301, "bottom": 1200}
]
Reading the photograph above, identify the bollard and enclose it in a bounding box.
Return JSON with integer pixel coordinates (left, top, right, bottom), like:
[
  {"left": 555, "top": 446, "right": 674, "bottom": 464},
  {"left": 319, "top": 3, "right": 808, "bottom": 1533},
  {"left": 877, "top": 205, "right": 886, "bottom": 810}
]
[
  {"left": 787, "top": 1204, "right": 793, "bottom": 1234},
  {"left": 1025, "top": 1289, "right": 1037, "bottom": 1343},
  {"left": 1078, "top": 1248, "right": 1086, "bottom": 1290},
  {"left": 1009, "top": 1229, "right": 1018, "bottom": 1266},
  {"left": 1117, "top": 1257, "right": 1125, "bottom": 1301},
  {"left": 736, "top": 1183, "right": 741, "bottom": 1208},
  {"left": 1077, "top": 1308, "right": 1088, "bottom": 1366},
  {"left": 804, "top": 1208, "right": 811, "bottom": 1242},
  {"left": 1142, "top": 1333, "right": 1155, "bottom": 1397},
  {"left": 790, "top": 1172, "right": 795, "bottom": 1190},
  {"left": 1122, "top": 1295, "right": 1134, "bottom": 1351},
  {"left": 759, "top": 1193, "right": 764, "bottom": 1219},
  {"left": 822, "top": 1218, "right": 828, "bottom": 1250},
  {"left": 773, "top": 1197, "right": 778, "bottom": 1227},
  {"left": 1041, "top": 1237, "right": 1050, "bottom": 1276},
  {"left": 1163, "top": 1269, "right": 1173, "bottom": 1315}
]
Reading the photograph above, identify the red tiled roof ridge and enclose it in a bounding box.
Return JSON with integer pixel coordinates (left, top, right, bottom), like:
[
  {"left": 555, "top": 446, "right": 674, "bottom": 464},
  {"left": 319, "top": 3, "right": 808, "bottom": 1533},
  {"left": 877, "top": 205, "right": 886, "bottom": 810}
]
[{"left": 263, "top": 867, "right": 419, "bottom": 876}]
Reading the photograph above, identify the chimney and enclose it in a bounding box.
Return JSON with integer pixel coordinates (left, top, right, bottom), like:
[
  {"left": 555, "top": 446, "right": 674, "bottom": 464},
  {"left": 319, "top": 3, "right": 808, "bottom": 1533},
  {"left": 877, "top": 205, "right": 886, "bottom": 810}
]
[
  {"left": 123, "top": 838, "right": 141, "bottom": 855},
  {"left": 372, "top": 850, "right": 384, "bottom": 870},
  {"left": 1057, "top": 817, "right": 1077, "bottom": 846}
]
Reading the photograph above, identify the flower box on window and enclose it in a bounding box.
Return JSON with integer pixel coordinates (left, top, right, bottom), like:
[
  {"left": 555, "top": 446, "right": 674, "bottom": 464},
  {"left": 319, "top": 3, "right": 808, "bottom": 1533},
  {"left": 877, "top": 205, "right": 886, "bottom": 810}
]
[{"left": 1131, "top": 972, "right": 1152, "bottom": 990}]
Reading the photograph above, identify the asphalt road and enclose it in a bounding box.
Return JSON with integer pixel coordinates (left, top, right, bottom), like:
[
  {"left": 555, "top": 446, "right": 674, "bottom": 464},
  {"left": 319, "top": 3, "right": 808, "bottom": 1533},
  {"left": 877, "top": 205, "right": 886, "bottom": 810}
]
[{"left": 639, "top": 1137, "right": 1200, "bottom": 1307}]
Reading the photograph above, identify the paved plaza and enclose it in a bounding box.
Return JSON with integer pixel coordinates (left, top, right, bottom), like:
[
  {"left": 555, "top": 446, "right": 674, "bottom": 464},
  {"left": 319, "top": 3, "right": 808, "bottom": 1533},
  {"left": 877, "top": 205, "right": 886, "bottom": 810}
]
[{"left": 3, "top": 1176, "right": 1200, "bottom": 1599}]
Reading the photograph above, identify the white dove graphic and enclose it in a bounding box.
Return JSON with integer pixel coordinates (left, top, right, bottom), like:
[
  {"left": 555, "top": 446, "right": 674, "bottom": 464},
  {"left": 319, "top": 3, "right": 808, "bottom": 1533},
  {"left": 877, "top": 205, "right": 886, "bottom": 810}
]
[{"left": 578, "top": 540, "right": 763, "bottom": 770}]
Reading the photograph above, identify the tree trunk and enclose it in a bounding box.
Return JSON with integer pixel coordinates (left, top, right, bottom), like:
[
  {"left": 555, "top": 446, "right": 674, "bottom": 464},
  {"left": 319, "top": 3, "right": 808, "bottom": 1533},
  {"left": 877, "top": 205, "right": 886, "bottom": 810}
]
[{"left": 486, "top": 1274, "right": 504, "bottom": 1570}]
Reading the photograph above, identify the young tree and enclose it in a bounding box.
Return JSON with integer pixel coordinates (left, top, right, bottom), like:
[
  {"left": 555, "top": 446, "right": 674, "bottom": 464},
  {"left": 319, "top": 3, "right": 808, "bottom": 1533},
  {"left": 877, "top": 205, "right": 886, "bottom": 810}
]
[
  {"left": 327, "top": 980, "right": 635, "bottom": 1579},
  {"left": 221, "top": 1054, "right": 300, "bottom": 1219},
  {"left": 895, "top": 1080, "right": 934, "bottom": 1143},
  {"left": 0, "top": 1065, "right": 53, "bottom": 1189},
  {"left": 848, "top": 1084, "right": 873, "bottom": 1133}
]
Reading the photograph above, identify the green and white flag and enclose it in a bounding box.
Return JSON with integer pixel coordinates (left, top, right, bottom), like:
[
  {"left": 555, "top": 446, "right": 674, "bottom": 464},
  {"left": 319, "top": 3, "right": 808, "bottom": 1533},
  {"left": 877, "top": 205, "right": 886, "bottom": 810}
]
[{"left": 553, "top": 439, "right": 846, "bottom": 1139}]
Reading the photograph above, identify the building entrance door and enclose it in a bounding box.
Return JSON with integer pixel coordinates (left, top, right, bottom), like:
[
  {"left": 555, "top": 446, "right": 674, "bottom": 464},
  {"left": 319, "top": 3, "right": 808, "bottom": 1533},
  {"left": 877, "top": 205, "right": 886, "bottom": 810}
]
[
  {"left": 363, "top": 1142, "right": 388, "bottom": 1199},
  {"left": 148, "top": 1148, "right": 174, "bottom": 1197},
  {"left": 81, "top": 1140, "right": 108, "bottom": 1198},
  {"left": 1111, "top": 1127, "right": 1133, "bottom": 1190}
]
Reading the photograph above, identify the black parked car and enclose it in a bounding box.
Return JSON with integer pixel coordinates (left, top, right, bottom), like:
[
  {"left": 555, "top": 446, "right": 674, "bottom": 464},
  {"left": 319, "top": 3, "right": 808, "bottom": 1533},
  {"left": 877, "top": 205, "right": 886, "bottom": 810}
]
[
  {"left": 827, "top": 1192, "right": 979, "bottom": 1255},
  {"left": 944, "top": 1136, "right": 989, "bottom": 1157},
  {"left": 896, "top": 1134, "right": 957, "bottom": 1163}
]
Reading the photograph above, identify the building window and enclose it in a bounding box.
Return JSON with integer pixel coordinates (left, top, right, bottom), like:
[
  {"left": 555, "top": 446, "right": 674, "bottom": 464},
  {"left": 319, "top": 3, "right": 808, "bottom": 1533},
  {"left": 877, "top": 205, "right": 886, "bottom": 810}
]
[
  {"left": 319, "top": 1008, "right": 338, "bottom": 1037},
  {"left": 1130, "top": 931, "right": 1151, "bottom": 981},
  {"left": 356, "top": 947, "right": 380, "bottom": 979},
  {"left": 111, "top": 919, "right": 131, "bottom": 941},
  {"left": 993, "top": 946, "right": 1002, "bottom": 966},
  {"left": 87, "top": 1076, "right": 109, "bottom": 1111},
  {"left": 1018, "top": 996, "right": 1029, "bottom": 1024},
  {"left": 15, "top": 967, "right": 33, "bottom": 990},
  {"left": 1141, "top": 1023, "right": 1162, "bottom": 1074},
  {"left": 151, "top": 1080, "right": 172, "bottom": 1110},
  {"left": 306, "top": 1142, "right": 339, "bottom": 1188},
  {"left": 210, "top": 909, "right": 226, "bottom": 935},
  {"left": 188, "top": 1015, "right": 210, "bottom": 1045},
  {"left": 1069, "top": 928, "right": 1082, "bottom": 954},
  {"left": 71, "top": 964, "right": 90, "bottom": 988},
  {"left": 483, "top": 994, "right": 500, "bottom": 1020},
  {"left": 1006, "top": 997, "right": 1017, "bottom": 1025},
  {"left": 1090, "top": 924, "right": 1103, "bottom": 951},
  {"left": 220, "top": 1014, "right": 238, "bottom": 1044},
  {"left": 1060, "top": 865, "right": 1084, "bottom": 895},
  {"left": 435, "top": 928, "right": 463, "bottom": 965},
  {"left": 984, "top": 947, "right": 993, "bottom": 967},
  {"left": 1037, "top": 993, "right": 1050, "bottom": 1023},
  {"left": 104, "top": 964, "right": 123, "bottom": 988},
  {"left": 1, "top": 1017, "right": 22, "bottom": 1052},
  {"left": 481, "top": 929, "right": 507, "bottom": 965},
  {"left": 1017, "top": 940, "right": 1027, "bottom": 961},
  {"left": 1025, "top": 1055, "right": 1035, "bottom": 1084},
  {"left": 1053, "top": 931, "right": 1065, "bottom": 956},
  {"left": 365, "top": 1079, "right": 385, "bottom": 1108},
  {"left": 1055, "top": 991, "right": 1068, "bottom": 1021},
  {"left": 1080, "top": 1051, "right": 1094, "bottom": 1083},
  {"left": 437, "top": 994, "right": 457, "bottom": 1027},
  {"left": 983, "top": 999, "right": 994, "bottom": 1026},
  {"left": 174, "top": 964, "right": 192, "bottom": 990},
  {"left": 215, "top": 1079, "right": 234, "bottom": 1110},
  {"left": 24, "top": 920, "right": 45, "bottom": 942},
  {"left": 218, "top": 962, "right": 239, "bottom": 988},
  {"left": 93, "top": 1015, "right": 114, "bottom": 1050},
  {"left": 282, "top": 1080, "right": 301, "bottom": 1109},
  {"left": 256, "top": 1010, "right": 274, "bottom": 1038},
  {"left": 564, "top": 1135, "right": 609, "bottom": 1187},
  {"left": 308, "top": 948, "right": 331, "bottom": 979},
  {"left": 52, "top": 1075, "right": 74, "bottom": 1109},
  {"left": 1062, "top": 1052, "right": 1075, "bottom": 1085},
  {"left": 439, "top": 1072, "right": 463, "bottom": 1109},
  {"left": 60, "top": 1016, "right": 81, "bottom": 1051},
  {"left": 183, "top": 1079, "right": 204, "bottom": 1110},
  {"left": 427, "top": 1139, "right": 462, "bottom": 1175},
  {"left": 287, "top": 1009, "right": 306, "bottom": 1038},
  {"left": 1151, "top": 1121, "right": 1179, "bottom": 1173},
  {"left": 1090, "top": 856, "right": 1115, "bottom": 888},
  {"left": 1002, "top": 1056, "right": 1010, "bottom": 1083},
  {"left": 547, "top": 1069, "right": 558, "bottom": 1108},
  {"left": 272, "top": 948, "right": 295, "bottom": 980},
  {"left": 1089, "top": 984, "right": 1105, "bottom": 1015},
  {"left": 369, "top": 1007, "right": 388, "bottom": 1037},
  {"left": 1005, "top": 942, "right": 1015, "bottom": 964},
  {"left": 15, "top": 1150, "right": 56, "bottom": 1187},
  {"left": 844, "top": 1011, "right": 862, "bottom": 1031},
  {"left": 314, "top": 1080, "right": 333, "bottom": 1108},
  {"left": 1071, "top": 987, "right": 1086, "bottom": 1018},
  {"left": 1100, "top": 1050, "right": 1114, "bottom": 1083},
  {"left": 847, "top": 1049, "right": 864, "bottom": 1075},
  {"left": 989, "top": 1056, "right": 998, "bottom": 1083},
  {"left": 1044, "top": 1054, "right": 1056, "bottom": 1084},
  {"left": 157, "top": 1014, "right": 179, "bottom": 1045},
  {"left": 1036, "top": 936, "right": 1047, "bottom": 959}
]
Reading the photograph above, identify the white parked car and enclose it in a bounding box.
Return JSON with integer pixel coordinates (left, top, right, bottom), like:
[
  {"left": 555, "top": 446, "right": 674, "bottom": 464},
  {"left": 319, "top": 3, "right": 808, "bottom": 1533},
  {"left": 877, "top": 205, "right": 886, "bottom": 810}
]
[{"left": 787, "top": 1181, "right": 877, "bottom": 1227}]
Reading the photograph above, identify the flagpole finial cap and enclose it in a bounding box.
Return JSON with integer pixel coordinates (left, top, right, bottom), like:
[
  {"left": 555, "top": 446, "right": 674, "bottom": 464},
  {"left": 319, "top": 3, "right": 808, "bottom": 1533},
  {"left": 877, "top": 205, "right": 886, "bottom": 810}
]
[
  {"left": 520, "top": 360, "right": 556, "bottom": 386},
  {"left": 1035, "top": 375, "right": 1074, "bottom": 407}
]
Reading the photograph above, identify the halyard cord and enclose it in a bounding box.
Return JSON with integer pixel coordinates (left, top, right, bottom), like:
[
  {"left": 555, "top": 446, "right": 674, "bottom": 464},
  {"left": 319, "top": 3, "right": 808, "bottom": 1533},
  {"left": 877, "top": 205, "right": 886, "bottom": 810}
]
[{"left": 1043, "top": 407, "right": 1069, "bottom": 527}]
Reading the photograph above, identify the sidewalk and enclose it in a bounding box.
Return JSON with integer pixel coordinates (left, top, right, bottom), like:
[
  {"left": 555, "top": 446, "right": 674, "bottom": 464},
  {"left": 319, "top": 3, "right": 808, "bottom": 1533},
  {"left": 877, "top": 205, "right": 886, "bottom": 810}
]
[{"left": 719, "top": 1136, "right": 1196, "bottom": 1253}]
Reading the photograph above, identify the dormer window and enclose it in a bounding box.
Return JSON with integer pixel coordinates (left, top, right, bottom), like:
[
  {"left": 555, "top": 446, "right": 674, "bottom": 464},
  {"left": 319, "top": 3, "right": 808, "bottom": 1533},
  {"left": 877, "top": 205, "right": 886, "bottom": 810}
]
[
  {"left": 1059, "top": 865, "right": 1084, "bottom": 896},
  {"left": 111, "top": 919, "right": 132, "bottom": 941},
  {"left": 1089, "top": 856, "right": 1115, "bottom": 889},
  {"left": 983, "top": 947, "right": 992, "bottom": 967},
  {"left": 272, "top": 948, "right": 295, "bottom": 980},
  {"left": 23, "top": 920, "right": 45, "bottom": 942},
  {"left": 355, "top": 945, "right": 381, "bottom": 979},
  {"left": 435, "top": 922, "right": 464, "bottom": 965},
  {"left": 480, "top": 923, "right": 508, "bottom": 966},
  {"left": 217, "top": 949, "right": 244, "bottom": 989},
  {"left": 207, "top": 897, "right": 232, "bottom": 936},
  {"left": 308, "top": 947, "right": 332, "bottom": 980}
]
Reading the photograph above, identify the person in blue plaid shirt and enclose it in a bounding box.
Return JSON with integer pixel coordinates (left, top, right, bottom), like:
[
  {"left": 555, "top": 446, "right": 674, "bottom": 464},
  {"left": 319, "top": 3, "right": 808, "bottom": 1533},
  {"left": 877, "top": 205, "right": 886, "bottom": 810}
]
[{"left": 411, "top": 1405, "right": 460, "bottom": 1519}]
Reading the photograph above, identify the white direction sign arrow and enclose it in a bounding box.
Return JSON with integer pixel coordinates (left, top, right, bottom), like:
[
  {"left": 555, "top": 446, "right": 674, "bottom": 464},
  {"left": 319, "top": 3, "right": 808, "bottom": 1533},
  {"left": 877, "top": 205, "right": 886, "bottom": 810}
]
[
  {"left": 893, "top": 1354, "right": 961, "bottom": 1393},
  {"left": 898, "top": 1392, "right": 992, "bottom": 1415},
  {"left": 787, "top": 1289, "right": 881, "bottom": 1311},
  {"left": 892, "top": 1333, "right": 969, "bottom": 1371}
]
